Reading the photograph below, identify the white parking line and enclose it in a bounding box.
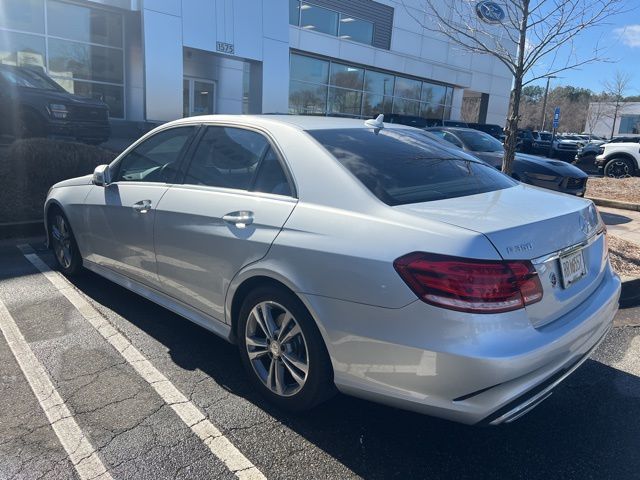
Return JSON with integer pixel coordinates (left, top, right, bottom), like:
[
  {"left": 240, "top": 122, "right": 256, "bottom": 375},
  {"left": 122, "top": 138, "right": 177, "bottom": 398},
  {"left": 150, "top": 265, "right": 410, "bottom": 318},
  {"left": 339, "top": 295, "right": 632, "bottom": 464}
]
[
  {"left": 19, "top": 246, "right": 266, "bottom": 480},
  {"left": 0, "top": 299, "right": 112, "bottom": 480}
]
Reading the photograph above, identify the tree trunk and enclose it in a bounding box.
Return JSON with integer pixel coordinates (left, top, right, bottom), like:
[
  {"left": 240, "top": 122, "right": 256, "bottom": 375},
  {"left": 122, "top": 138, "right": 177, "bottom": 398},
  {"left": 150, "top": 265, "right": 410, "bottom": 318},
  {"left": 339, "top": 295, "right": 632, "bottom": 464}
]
[
  {"left": 503, "top": 78, "right": 523, "bottom": 175},
  {"left": 502, "top": 0, "right": 529, "bottom": 176},
  {"left": 611, "top": 100, "right": 620, "bottom": 139}
]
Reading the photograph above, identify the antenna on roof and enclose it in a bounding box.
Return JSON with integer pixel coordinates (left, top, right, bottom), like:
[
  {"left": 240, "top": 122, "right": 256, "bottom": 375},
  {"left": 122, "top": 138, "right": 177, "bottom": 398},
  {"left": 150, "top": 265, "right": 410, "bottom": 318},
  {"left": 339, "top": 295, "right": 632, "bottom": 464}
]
[{"left": 364, "top": 114, "right": 384, "bottom": 132}]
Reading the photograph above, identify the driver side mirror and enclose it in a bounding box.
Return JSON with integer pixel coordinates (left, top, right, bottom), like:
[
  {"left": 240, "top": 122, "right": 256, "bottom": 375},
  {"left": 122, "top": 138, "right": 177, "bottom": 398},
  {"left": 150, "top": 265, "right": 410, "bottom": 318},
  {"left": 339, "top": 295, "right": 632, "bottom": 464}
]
[{"left": 92, "top": 164, "right": 111, "bottom": 186}]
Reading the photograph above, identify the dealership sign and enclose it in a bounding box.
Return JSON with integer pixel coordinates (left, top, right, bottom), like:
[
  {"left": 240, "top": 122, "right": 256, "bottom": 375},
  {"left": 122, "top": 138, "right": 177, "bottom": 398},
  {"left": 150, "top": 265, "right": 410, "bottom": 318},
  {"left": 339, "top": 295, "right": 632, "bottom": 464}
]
[{"left": 476, "top": 1, "right": 506, "bottom": 24}]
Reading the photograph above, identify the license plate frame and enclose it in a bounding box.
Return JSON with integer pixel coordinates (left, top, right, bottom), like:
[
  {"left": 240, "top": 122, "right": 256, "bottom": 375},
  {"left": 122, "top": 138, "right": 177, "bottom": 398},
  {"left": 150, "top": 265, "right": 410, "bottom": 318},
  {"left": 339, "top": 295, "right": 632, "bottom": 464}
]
[{"left": 559, "top": 248, "right": 587, "bottom": 289}]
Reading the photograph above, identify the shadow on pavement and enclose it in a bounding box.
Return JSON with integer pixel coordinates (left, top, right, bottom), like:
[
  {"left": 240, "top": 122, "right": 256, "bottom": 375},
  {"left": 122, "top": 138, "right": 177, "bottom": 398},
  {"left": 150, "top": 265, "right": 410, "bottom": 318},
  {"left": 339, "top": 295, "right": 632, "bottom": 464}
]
[
  {"left": 63, "top": 265, "right": 640, "bottom": 480},
  {"left": 620, "top": 279, "right": 640, "bottom": 309},
  {"left": 601, "top": 211, "right": 632, "bottom": 226}
]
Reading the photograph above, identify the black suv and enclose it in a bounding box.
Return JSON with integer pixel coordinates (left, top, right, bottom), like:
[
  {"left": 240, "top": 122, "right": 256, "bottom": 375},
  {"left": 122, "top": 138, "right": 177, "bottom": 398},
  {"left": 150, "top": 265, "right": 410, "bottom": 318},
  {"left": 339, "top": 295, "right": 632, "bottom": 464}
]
[
  {"left": 0, "top": 65, "right": 110, "bottom": 144},
  {"left": 516, "top": 129, "right": 551, "bottom": 155}
]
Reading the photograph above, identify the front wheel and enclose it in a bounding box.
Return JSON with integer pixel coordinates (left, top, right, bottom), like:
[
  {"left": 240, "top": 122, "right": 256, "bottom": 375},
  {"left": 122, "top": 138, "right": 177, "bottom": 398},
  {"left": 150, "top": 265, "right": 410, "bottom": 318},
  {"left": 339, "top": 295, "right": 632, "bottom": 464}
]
[
  {"left": 48, "top": 210, "right": 82, "bottom": 275},
  {"left": 237, "top": 285, "right": 335, "bottom": 411},
  {"left": 604, "top": 157, "right": 635, "bottom": 178}
]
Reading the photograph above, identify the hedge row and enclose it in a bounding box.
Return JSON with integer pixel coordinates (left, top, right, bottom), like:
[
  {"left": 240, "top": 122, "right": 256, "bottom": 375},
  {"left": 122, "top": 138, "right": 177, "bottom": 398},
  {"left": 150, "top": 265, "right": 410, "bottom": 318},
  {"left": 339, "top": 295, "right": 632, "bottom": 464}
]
[{"left": 0, "top": 139, "right": 116, "bottom": 224}]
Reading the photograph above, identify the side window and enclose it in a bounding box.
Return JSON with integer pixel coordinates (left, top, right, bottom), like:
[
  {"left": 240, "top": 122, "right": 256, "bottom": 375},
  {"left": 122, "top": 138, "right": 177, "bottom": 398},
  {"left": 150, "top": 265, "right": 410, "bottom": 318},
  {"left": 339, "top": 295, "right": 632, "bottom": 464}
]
[
  {"left": 184, "top": 126, "right": 269, "bottom": 190},
  {"left": 252, "top": 148, "right": 292, "bottom": 196},
  {"left": 114, "top": 127, "right": 195, "bottom": 183}
]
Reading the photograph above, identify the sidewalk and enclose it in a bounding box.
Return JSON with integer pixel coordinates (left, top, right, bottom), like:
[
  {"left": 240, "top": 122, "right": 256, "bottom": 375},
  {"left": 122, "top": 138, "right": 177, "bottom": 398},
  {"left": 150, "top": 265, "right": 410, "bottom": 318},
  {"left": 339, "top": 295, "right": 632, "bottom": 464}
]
[{"left": 598, "top": 206, "right": 640, "bottom": 246}]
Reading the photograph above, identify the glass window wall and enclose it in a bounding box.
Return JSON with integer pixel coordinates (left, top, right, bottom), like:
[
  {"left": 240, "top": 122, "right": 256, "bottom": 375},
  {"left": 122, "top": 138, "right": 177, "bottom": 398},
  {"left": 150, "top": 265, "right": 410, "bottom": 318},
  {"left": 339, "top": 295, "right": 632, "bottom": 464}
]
[
  {"left": 289, "top": 0, "right": 374, "bottom": 46},
  {"left": 0, "top": 0, "right": 125, "bottom": 118},
  {"left": 300, "top": 4, "right": 338, "bottom": 36},
  {"left": 338, "top": 15, "right": 373, "bottom": 44},
  {"left": 0, "top": 0, "right": 44, "bottom": 33},
  {"left": 289, "top": 53, "right": 454, "bottom": 121}
]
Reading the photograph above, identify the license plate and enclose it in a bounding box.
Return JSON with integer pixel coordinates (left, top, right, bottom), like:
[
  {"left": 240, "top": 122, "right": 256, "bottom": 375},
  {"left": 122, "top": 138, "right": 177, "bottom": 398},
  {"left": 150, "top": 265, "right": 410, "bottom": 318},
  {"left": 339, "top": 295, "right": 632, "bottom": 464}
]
[{"left": 559, "top": 249, "right": 587, "bottom": 288}]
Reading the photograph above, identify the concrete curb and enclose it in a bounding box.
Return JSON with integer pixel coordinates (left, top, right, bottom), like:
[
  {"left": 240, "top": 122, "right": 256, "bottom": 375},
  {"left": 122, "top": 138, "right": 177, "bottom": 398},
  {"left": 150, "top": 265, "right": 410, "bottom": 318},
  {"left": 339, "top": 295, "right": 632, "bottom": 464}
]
[{"left": 588, "top": 197, "right": 640, "bottom": 212}]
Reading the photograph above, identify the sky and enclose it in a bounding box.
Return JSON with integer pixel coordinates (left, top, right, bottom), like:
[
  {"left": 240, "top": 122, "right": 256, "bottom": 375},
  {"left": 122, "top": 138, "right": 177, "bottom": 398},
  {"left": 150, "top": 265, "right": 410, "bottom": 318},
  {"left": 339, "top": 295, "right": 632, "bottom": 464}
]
[{"left": 525, "top": 1, "right": 639, "bottom": 94}]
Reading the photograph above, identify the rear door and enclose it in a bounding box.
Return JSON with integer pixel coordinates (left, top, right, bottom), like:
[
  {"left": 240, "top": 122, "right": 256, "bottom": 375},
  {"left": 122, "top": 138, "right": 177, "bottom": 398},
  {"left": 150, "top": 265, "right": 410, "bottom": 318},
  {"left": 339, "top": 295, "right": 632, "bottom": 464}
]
[
  {"left": 154, "top": 125, "right": 297, "bottom": 323},
  {"left": 84, "top": 126, "right": 197, "bottom": 288}
]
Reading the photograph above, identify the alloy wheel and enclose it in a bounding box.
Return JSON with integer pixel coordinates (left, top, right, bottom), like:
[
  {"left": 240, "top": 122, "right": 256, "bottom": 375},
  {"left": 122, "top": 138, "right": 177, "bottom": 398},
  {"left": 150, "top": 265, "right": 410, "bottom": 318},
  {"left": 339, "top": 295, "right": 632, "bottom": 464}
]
[
  {"left": 607, "top": 160, "right": 631, "bottom": 178},
  {"left": 245, "top": 301, "right": 309, "bottom": 397},
  {"left": 51, "top": 214, "right": 73, "bottom": 269}
]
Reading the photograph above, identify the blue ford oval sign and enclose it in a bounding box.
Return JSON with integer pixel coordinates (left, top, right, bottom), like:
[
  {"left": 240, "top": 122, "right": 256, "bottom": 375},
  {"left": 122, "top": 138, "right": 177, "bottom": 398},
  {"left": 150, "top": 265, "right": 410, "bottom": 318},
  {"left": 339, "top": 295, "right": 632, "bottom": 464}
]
[{"left": 476, "top": 1, "right": 506, "bottom": 24}]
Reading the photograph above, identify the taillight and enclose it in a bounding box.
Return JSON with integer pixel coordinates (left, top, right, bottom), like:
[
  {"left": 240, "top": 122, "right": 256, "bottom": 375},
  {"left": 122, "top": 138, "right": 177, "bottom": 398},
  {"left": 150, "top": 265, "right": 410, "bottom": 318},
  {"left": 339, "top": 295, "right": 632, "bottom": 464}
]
[{"left": 393, "top": 252, "right": 543, "bottom": 314}]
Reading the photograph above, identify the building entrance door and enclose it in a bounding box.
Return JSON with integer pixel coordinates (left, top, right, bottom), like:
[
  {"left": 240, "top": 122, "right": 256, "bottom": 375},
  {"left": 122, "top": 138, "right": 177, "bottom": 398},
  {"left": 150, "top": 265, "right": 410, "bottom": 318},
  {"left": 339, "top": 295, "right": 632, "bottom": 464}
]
[{"left": 183, "top": 78, "right": 216, "bottom": 117}]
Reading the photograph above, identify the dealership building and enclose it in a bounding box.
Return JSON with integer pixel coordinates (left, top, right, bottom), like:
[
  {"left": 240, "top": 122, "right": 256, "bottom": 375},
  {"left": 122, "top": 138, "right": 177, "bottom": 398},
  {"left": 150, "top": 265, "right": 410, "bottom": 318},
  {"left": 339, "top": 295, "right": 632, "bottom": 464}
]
[{"left": 0, "top": 0, "right": 513, "bottom": 127}]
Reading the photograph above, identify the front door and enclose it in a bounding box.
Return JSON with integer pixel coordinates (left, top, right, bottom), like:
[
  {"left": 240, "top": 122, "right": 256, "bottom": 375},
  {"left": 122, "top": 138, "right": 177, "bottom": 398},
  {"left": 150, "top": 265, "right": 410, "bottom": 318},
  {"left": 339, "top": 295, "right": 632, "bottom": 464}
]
[
  {"left": 154, "top": 125, "right": 297, "bottom": 323},
  {"left": 183, "top": 78, "right": 215, "bottom": 117},
  {"left": 84, "top": 126, "right": 198, "bottom": 288}
]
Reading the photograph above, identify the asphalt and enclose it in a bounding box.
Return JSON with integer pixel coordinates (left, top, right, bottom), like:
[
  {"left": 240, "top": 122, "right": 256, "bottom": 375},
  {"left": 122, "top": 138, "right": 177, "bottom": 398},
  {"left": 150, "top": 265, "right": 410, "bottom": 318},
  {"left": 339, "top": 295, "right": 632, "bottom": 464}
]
[{"left": 0, "top": 241, "right": 639, "bottom": 480}]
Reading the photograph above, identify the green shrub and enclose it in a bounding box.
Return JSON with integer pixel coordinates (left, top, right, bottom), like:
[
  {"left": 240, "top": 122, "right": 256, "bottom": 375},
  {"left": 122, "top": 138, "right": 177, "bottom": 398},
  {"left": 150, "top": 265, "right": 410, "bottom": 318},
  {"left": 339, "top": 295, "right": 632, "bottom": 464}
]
[{"left": 0, "top": 139, "right": 116, "bottom": 223}]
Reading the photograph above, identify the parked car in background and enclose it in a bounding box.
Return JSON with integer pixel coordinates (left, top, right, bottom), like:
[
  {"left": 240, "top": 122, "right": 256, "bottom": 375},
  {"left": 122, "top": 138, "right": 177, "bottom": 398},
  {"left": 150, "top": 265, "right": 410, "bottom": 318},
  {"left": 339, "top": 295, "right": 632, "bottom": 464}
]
[
  {"left": 465, "top": 122, "right": 504, "bottom": 140},
  {"left": 0, "top": 64, "right": 110, "bottom": 145},
  {"left": 427, "top": 127, "right": 588, "bottom": 196},
  {"left": 44, "top": 114, "right": 619, "bottom": 425},
  {"left": 551, "top": 136, "right": 584, "bottom": 160},
  {"left": 609, "top": 136, "right": 640, "bottom": 143},
  {"left": 595, "top": 141, "right": 640, "bottom": 177},
  {"left": 574, "top": 142, "right": 604, "bottom": 174},
  {"left": 516, "top": 129, "right": 552, "bottom": 155},
  {"left": 385, "top": 114, "right": 468, "bottom": 129}
]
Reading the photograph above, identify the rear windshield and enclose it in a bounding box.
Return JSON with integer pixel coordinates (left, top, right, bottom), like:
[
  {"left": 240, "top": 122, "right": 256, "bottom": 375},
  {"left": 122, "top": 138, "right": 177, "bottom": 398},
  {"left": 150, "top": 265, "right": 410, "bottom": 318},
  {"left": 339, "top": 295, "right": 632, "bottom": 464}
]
[
  {"left": 307, "top": 128, "right": 516, "bottom": 206},
  {"left": 456, "top": 130, "right": 504, "bottom": 152}
]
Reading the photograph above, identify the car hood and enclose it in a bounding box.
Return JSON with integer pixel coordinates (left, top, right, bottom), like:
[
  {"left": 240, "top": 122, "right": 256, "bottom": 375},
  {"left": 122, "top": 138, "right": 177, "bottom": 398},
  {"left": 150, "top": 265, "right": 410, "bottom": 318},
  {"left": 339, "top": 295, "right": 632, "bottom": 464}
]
[
  {"left": 52, "top": 174, "right": 93, "bottom": 189},
  {"left": 19, "top": 87, "right": 108, "bottom": 109},
  {"left": 515, "top": 153, "right": 588, "bottom": 177},
  {"left": 394, "top": 183, "right": 598, "bottom": 260}
]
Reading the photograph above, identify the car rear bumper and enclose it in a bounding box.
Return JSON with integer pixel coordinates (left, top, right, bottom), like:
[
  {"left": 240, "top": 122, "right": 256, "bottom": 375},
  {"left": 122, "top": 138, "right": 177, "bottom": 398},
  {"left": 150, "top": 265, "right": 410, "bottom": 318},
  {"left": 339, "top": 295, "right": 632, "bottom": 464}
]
[{"left": 305, "top": 264, "right": 620, "bottom": 425}]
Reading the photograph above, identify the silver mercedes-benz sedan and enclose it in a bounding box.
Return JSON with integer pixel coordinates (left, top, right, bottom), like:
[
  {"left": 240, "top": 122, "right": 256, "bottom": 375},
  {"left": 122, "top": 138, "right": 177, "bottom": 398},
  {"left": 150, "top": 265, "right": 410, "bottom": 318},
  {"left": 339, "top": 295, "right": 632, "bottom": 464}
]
[{"left": 44, "top": 115, "right": 620, "bottom": 425}]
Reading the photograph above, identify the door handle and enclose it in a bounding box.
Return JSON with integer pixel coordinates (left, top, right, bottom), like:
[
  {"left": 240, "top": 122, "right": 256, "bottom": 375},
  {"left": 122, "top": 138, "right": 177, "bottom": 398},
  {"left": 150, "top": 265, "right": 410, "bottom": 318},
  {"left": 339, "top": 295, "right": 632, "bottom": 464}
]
[
  {"left": 222, "top": 211, "right": 254, "bottom": 228},
  {"left": 133, "top": 199, "right": 152, "bottom": 213}
]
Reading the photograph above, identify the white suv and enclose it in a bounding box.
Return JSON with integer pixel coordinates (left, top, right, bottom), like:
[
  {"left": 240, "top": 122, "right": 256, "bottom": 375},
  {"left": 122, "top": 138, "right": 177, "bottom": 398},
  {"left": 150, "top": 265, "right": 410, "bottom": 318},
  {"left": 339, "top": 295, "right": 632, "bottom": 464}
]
[{"left": 595, "top": 140, "right": 640, "bottom": 177}]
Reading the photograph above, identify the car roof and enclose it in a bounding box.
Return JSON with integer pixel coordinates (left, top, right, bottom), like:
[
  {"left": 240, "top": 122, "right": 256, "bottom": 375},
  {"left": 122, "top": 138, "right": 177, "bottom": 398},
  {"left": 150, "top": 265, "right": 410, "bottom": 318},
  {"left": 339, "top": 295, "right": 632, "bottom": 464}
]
[
  {"left": 164, "top": 114, "right": 418, "bottom": 132},
  {"left": 426, "top": 127, "right": 482, "bottom": 134}
]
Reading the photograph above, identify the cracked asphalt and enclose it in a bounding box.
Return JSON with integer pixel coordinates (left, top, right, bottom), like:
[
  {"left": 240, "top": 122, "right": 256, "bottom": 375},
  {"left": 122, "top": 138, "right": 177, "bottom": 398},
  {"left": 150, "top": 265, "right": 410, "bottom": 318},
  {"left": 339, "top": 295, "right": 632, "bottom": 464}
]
[{"left": 0, "top": 239, "right": 639, "bottom": 480}]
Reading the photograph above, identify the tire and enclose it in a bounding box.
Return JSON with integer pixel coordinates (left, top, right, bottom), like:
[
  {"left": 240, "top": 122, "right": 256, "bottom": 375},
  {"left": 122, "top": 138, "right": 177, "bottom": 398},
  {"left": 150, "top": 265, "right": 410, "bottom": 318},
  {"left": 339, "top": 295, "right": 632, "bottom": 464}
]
[
  {"left": 604, "top": 157, "right": 635, "bottom": 178},
  {"left": 48, "top": 209, "right": 82, "bottom": 275},
  {"left": 237, "top": 285, "right": 335, "bottom": 411},
  {"left": 16, "top": 110, "right": 46, "bottom": 139}
]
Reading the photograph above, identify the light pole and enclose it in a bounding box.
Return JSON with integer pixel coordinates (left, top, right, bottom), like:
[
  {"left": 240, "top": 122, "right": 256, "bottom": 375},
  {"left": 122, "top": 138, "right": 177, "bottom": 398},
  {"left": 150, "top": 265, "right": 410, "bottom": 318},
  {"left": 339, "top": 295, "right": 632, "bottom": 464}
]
[{"left": 539, "top": 75, "right": 557, "bottom": 131}]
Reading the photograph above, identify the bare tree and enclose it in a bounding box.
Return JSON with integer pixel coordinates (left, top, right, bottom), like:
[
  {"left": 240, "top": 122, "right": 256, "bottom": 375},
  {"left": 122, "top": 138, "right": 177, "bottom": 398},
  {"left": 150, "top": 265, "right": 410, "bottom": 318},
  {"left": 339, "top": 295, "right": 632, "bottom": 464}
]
[
  {"left": 404, "top": 0, "right": 625, "bottom": 174},
  {"left": 602, "top": 71, "right": 632, "bottom": 138}
]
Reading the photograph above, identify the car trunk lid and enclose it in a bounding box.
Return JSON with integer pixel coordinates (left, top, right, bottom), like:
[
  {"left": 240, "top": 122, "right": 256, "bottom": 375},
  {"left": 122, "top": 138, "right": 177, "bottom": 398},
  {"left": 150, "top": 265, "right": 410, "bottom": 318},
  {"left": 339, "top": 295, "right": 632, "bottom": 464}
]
[{"left": 395, "top": 184, "right": 607, "bottom": 326}]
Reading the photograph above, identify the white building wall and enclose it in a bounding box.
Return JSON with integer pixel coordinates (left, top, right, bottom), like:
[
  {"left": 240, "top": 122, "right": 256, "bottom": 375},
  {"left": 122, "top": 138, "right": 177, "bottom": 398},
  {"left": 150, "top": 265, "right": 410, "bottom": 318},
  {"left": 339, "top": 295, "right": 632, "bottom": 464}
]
[
  {"left": 587, "top": 102, "right": 640, "bottom": 138},
  {"left": 142, "top": 4, "right": 183, "bottom": 122},
  {"left": 137, "top": 0, "right": 514, "bottom": 123}
]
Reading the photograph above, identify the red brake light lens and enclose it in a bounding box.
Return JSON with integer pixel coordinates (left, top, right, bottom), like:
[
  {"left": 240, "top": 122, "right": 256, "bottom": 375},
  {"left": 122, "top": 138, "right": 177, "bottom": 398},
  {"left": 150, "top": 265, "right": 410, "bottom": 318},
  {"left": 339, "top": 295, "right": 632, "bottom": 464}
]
[{"left": 393, "top": 252, "right": 543, "bottom": 313}]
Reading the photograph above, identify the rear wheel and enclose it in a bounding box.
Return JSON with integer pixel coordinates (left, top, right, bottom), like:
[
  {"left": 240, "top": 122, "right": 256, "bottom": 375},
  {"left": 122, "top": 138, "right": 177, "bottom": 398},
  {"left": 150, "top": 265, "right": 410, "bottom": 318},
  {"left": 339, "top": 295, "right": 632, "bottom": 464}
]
[
  {"left": 237, "top": 285, "right": 334, "bottom": 411},
  {"left": 604, "top": 157, "right": 635, "bottom": 178},
  {"left": 48, "top": 210, "right": 82, "bottom": 275}
]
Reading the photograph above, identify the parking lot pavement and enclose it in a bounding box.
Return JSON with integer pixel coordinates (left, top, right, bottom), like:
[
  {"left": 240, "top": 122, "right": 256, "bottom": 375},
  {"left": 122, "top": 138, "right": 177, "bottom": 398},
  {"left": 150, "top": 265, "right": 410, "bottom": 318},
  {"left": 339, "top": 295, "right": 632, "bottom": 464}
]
[
  {"left": 599, "top": 206, "right": 640, "bottom": 246},
  {"left": 0, "top": 241, "right": 639, "bottom": 480}
]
